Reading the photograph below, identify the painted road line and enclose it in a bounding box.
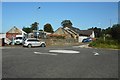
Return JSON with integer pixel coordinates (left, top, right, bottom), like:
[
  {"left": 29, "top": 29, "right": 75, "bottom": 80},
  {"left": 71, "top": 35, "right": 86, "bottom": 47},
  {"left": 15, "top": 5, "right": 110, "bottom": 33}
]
[
  {"left": 93, "top": 52, "right": 100, "bottom": 56},
  {"left": 73, "top": 44, "right": 91, "bottom": 48},
  {"left": 34, "top": 52, "right": 57, "bottom": 56},
  {"left": 49, "top": 50, "right": 80, "bottom": 54}
]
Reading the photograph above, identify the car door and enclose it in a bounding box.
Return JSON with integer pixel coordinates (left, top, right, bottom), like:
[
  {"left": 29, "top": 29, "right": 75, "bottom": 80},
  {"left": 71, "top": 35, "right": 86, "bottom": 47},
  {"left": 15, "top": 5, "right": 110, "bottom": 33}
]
[
  {"left": 30, "top": 39, "right": 36, "bottom": 46},
  {"left": 35, "top": 40, "right": 41, "bottom": 46}
]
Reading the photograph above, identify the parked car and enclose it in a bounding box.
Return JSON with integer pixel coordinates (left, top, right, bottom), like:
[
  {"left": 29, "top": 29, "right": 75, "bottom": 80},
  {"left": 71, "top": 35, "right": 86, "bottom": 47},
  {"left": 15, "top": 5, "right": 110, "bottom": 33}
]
[
  {"left": 23, "top": 38, "right": 46, "bottom": 48},
  {"left": 82, "top": 37, "right": 92, "bottom": 43}
]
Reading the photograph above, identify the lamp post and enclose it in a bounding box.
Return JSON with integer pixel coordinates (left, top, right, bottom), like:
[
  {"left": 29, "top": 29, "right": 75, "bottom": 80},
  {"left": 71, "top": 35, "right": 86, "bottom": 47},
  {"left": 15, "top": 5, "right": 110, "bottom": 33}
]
[
  {"left": 104, "top": 34, "right": 105, "bottom": 41},
  {"left": 37, "top": 6, "right": 41, "bottom": 39},
  {"left": 37, "top": 27, "right": 39, "bottom": 39}
]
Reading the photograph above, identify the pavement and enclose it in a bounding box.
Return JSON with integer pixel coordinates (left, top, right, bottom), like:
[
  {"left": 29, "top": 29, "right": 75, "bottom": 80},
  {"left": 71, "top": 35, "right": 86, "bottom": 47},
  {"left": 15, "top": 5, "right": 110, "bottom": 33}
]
[
  {"left": 0, "top": 43, "right": 90, "bottom": 49},
  {"left": 2, "top": 45, "right": 119, "bottom": 78},
  {"left": 73, "top": 44, "right": 90, "bottom": 48}
]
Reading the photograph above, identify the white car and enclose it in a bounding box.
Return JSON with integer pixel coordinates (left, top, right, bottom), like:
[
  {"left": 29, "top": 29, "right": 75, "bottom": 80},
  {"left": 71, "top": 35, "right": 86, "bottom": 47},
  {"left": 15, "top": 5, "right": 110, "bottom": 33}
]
[{"left": 23, "top": 38, "right": 46, "bottom": 48}]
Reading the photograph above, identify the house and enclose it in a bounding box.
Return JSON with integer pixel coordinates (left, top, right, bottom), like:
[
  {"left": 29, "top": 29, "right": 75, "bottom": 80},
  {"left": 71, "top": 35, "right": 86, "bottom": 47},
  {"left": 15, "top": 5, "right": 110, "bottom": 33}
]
[
  {"left": 32, "top": 30, "right": 52, "bottom": 38},
  {"left": 28, "top": 33, "right": 34, "bottom": 38},
  {"left": 6, "top": 26, "right": 27, "bottom": 40},
  {"left": 64, "top": 27, "right": 80, "bottom": 39},
  {"left": 53, "top": 27, "right": 73, "bottom": 39},
  {"left": 78, "top": 30, "right": 95, "bottom": 42},
  {"left": 54, "top": 26, "right": 95, "bottom": 42}
]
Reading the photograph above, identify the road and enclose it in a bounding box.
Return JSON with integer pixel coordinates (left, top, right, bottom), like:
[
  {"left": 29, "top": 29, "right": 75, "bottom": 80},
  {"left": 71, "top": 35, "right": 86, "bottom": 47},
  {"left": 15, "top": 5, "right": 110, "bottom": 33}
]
[{"left": 2, "top": 46, "right": 119, "bottom": 78}]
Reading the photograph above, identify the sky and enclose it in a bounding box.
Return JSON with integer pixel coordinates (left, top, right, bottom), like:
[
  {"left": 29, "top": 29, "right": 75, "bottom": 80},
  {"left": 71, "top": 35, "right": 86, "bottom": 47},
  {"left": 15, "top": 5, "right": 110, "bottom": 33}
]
[
  {"left": 2, "top": 2, "right": 118, "bottom": 33},
  {"left": 1, "top": 0, "right": 120, "bottom": 2}
]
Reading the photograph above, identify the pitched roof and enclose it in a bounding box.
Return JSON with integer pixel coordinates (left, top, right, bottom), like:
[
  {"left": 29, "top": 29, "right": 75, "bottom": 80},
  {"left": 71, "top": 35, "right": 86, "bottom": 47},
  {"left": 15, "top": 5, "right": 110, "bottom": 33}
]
[
  {"left": 69, "top": 27, "right": 81, "bottom": 34},
  {"left": 79, "top": 30, "right": 93, "bottom": 36},
  {"left": 6, "top": 26, "right": 22, "bottom": 33},
  {"left": 54, "top": 27, "right": 66, "bottom": 35},
  {"left": 20, "top": 29, "right": 27, "bottom": 34},
  {"left": 54, "top": 26, "right": 93, "bottom": 37}
]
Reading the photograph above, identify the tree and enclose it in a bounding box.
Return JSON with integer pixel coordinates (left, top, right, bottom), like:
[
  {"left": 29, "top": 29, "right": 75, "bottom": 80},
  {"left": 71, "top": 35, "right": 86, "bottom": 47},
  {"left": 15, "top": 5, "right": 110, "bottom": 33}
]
[
  {"left": 111, "top": 24, "right": 120, "bottom": 40},
  {"left": 61, "top": 20, "right": 73, "bottom": 28},
  {"left": 104, "top": 27, "right": 112, "bottom": 34},
  {"left": 22, "top": 27, "right": 31, "bottom": 33},
  {"left": 44, "top": 23, "right": 54, "bottom": 33},
  {"left": 30, "top": 22, "right": 39, "bottom": 31}
]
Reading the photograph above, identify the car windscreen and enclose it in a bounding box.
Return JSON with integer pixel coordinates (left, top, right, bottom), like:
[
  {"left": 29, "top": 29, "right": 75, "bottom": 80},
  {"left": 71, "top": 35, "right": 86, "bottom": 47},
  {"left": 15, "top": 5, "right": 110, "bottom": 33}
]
[{"left": 15, "top": 37, "right": 22, "bottom": 39}]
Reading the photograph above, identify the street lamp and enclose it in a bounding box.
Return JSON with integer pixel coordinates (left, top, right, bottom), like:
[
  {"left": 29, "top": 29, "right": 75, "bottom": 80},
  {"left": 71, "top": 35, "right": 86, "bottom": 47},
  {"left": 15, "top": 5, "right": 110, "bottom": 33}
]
[
  {"left": 37, "top": 27, "right": 39, "bottom": 39},
  {"left": 36, "top": 6, "right": 41, "bottom": 39}
]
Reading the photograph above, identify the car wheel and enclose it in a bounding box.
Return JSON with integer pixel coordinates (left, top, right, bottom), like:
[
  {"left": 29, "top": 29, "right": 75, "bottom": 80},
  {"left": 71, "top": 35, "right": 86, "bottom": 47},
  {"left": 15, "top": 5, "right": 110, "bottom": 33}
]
[
  {"left": 28, "top": 44, "right": 32, "bottom": 48},
  {"left": 41, "top": 43, "right": 46, "bottom": 47}
]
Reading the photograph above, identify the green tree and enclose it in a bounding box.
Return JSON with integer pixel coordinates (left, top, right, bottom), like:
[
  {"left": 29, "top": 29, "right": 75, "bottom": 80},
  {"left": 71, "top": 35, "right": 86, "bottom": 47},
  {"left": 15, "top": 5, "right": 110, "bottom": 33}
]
[
  {"left": 61, "top": 20, "right": 73, "bottom": 28},
  {"left": 44, "top": 23, "right": 54, "bottom": 33},
  {"left": 104, "top": 27, "right": 112, "bottom": 34},
  {"left": 22, "top": 27, "right": 31, "bottom": 33},
  {"left": 111, "top": 24, "right": 120, "bottom": 40},
  {"left": 30, "top": 22, "right": 39, "bottom": 31}
]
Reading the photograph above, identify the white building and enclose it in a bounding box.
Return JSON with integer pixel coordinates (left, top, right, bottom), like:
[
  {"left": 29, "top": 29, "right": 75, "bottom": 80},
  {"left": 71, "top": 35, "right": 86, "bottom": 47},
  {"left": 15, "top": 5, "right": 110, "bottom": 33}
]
[{"left": 78, "top": 30, "right": 95, "bottom": 42}]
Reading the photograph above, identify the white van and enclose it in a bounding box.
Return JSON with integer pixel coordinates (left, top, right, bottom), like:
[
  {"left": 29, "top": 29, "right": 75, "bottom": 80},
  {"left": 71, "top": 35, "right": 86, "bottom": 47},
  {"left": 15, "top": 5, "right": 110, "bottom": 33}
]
[{"left": 14, "top": 35, "right": 24, "bottom": 45}]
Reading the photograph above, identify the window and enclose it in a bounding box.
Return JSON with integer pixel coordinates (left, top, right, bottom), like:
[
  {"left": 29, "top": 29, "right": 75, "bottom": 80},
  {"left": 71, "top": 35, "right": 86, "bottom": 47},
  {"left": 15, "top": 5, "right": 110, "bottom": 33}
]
[{"left": 27, "top": 39, "right": 39, "bottom": 42}]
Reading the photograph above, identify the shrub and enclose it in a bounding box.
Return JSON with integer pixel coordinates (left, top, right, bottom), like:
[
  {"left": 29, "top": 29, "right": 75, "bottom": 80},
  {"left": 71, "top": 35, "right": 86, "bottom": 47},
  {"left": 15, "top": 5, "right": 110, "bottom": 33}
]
[{"left": 89, "top": 38, "right": 120, "bottom": 49}]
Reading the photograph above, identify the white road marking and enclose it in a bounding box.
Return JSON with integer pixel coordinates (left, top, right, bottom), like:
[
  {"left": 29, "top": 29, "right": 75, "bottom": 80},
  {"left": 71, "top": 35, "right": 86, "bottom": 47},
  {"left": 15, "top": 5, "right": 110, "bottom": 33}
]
[
  {"left": 73, "top": 44, "right": 91, "bottom": 48},
  {"left": 93, "top": 52, "right": 100, "bottom": 56},
  {"left": 34, "top": 52, "right": 57, "bottom": 56},
  {"left": 34, "top": 50, "right": 80, "bottom": 56},
  {"left": 49, "top": 50, "right": 80, "bottom": 54}
]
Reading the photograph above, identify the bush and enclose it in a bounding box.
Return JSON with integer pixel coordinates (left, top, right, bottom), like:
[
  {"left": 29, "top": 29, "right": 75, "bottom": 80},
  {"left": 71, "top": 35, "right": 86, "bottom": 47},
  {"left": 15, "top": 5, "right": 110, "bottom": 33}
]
[
  {"left": 89, "top": 42, "right": 96, "bottom": 47},
  {"left": 89, "top": 38, "right": 120, "bottom": 49}
]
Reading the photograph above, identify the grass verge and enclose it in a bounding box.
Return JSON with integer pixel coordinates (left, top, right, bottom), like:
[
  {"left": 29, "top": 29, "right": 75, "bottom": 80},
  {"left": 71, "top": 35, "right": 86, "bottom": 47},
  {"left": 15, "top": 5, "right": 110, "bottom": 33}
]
[{"left": 89, "top": 38, "right": 120, "bottom": 49}]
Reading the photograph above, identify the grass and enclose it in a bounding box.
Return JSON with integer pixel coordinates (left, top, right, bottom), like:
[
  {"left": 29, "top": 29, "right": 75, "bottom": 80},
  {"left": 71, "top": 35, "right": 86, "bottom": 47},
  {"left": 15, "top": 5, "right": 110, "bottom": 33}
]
[{"left": 89, "top": 38, "right": 120, "bottom": 49}]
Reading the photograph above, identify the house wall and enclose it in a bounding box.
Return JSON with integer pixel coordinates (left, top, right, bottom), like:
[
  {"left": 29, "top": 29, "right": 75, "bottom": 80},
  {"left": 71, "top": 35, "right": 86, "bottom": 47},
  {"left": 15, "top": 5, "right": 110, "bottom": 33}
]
[
  {"left": 6, "top": 33, "right": 21, "bottom": 40},
  {"left": 78, "top": 36, "right": 88, "bottom": 42},
  {"left": 78, "top": 31, "right": 95, "bottom": 42},
  {"left": 90, "top": 31, "right": 95, "bottom": 38}
]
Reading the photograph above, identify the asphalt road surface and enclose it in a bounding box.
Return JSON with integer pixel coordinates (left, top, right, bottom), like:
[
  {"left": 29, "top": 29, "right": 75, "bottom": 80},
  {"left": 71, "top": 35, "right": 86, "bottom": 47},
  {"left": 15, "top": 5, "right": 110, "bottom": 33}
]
[{"left": 2, "top": 46, "right": 119, "bottom": 78}]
